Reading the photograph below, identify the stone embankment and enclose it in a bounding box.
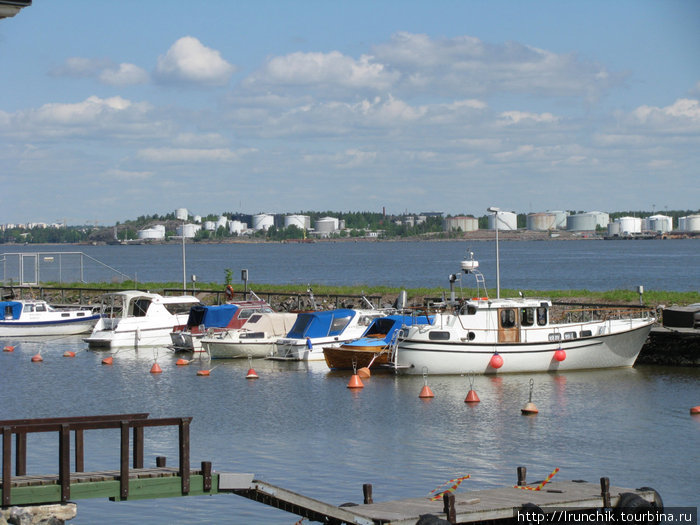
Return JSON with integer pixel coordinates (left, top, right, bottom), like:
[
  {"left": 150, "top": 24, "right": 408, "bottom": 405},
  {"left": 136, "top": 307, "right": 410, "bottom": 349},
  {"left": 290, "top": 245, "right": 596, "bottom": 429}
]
[{"left": 0, "top": 503, "right": 76, "bottom": 525}]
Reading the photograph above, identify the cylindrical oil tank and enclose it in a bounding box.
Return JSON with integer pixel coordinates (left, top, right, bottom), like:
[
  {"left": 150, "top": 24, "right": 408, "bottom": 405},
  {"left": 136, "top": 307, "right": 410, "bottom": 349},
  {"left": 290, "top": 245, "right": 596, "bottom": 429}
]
[
  {"left": 617, "top": 216, "right": 642, "bottom": 234},
  {"left": 228, "top": 220, "right": 247, "bottom": 234},
  {"left": 284, "top": 215, "right": 310, "bottom": 230},
  {"left": 217, "top": 216, "right": 228, "bottom": 229},
  {"left": 645, "top": 215, "right": 672, "bottom": 233},
  {"left": 567, "top": 213, "right": 597, "bottom": 231},
  {"left": 593, "top": 211, "right": 610, "bottom": 229},
  {"left": 315, "top": 217, "right": 339, "bottom": 233},
  {"left": 203, "top": 221, "right": 216, "bottom": 231},
  {"left": 252, "top": 213, "right": 274, "bottom": 231},
  {"left": 488, "top": 211, "right": 517, "bottom": 230},
  {"left": 177, "top": 223, "right": 201, "bottom": 238},
  {"left": 550, "top": 211, "right": 569, "bottom": 229},
  {"left": 607, "top": 222, "right": 621, "bottom": 237},
  {"left": 683, "top": 215, "right": 700, "bottom": 232},
  {"left": 443, "top": 216, "right": 478, "bottom": 232},
  {"left": 526, "top": 213, "right": 556, "bottom": 231},
  {"left": 137, "top": 225, "right": 166, "bottom": 240}
]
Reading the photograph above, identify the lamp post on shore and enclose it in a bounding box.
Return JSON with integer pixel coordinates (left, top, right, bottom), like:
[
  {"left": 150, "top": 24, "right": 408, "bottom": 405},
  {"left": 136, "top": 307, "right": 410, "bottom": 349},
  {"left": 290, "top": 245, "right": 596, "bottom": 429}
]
[
  {"left": 487, "top": 206, "right": 500, "bottom": 299},
  {"left": 175, "top": 208, "right": 188, "bottom": 292}
]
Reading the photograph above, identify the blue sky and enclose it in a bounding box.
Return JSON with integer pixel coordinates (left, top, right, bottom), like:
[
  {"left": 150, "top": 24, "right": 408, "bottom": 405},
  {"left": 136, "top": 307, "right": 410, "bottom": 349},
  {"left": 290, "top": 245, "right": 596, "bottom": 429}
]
[{"left": 1, "top": 0, "right": 698, "bottom": 225}]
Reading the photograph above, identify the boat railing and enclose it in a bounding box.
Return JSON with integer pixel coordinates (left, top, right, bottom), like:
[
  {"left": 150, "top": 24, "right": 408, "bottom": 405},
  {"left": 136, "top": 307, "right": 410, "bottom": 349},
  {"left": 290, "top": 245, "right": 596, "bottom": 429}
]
[{"left": 550, "top": 304, "right": 654, "bottom": 325}]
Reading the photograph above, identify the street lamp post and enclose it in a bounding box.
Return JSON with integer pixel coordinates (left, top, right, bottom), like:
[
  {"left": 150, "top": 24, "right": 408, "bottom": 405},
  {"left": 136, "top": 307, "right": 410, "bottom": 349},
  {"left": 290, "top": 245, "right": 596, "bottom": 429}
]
[
  {"left": 175, "top": 208, "right": 188, "bottom": 292},
  {"left": 487, "top": 207, "right": 500, "bottom": 299}
]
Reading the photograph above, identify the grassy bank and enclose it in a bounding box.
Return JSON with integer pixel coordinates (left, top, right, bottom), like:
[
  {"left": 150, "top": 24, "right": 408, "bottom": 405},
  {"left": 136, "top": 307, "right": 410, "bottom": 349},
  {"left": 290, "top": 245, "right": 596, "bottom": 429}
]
[{"left": 37, "top": 281, "right": 700, "bottom": 307}]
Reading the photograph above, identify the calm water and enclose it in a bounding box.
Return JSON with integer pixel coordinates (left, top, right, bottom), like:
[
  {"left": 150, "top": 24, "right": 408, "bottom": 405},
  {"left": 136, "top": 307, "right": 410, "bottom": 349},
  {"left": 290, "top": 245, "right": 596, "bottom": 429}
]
[
  {"left": 2, "top": 238, "right": 699, "bottom": 291},
  {"left": 0, "top": 240, "right": 698, "bottom": 523}
]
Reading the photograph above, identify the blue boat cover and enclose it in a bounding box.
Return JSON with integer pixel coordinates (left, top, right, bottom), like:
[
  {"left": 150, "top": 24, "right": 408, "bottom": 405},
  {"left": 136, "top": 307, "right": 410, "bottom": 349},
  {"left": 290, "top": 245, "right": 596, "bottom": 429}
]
[
  {"left": 356, "top": 314, "right": 432, "bottom": 344},
  {"left": 1, "top": 301, "right": 23, "bottom": 321},
  {"left": 286, "top": 309, "right": 357, "bottom": 339},
  {"left": 186, "top": 304, "right": 239, "bottom": 328}
]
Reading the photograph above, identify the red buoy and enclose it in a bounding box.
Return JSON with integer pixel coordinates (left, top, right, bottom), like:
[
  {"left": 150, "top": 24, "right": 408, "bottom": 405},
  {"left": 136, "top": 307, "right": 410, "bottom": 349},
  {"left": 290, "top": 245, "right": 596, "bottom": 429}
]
[
  {"left": 690, "top": 406, "right": 700, "bottom": 415},
  {"left": 554, "top": 349, "right": 566, "bottom": 362},
  {"left": 63, "top": 351, "right": 76, "bottom": 358},
  {"left": 347, "top": 373, "right": 364, "bottom": 389},
  {"left": 31, "top": 353, "right": 43, "bottom": 362},
  {"left": 246, "top": 368, "right": 259, "bottom": 379},
  {"left": 465, "top": 389, "right": 480, "bottom": 403},
  {"left": 175, "top": 358, "right": 190, "bottom": 366},
  {"left": 150, "top": 362, "right": 163, "bottom": 374},
  {"left": 489, "top": 353, "right": 504, "bottom": 369},
  {"left": 196, "top": 369, "right": 211, "bottom": 376},
  {"left": 3, "top": 345, "right": 15, "bottom": 352},
  {"left": 101, "top": 356, "right": 114, "bottom": 365},
  {"left": 419, "top": 384, "right": 435, "bottom": 398},
  {"left": 357, "top": 367, "right": 371, "bottom": 379},
  {"left": 521, "top": 402, "right": 539, "bottom": 415}
]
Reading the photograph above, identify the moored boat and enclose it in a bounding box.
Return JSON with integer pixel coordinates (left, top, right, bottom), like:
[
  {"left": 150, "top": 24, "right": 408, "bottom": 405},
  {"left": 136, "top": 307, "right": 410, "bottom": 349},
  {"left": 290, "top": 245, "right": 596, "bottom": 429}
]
[
  {"left": 170, "top": 300, "right": 273, "bottom": 352},
  {"left": 84, "top": 291, "right": 201, "bottom": 349},
  {"left": 323, "top": 314, "right": 432, "bottom": 370},
  {"left": 201, "top": 312, "right": 298, "bottom": 359},
  {"left": 274, "top": 308, "right": 386, "bottom": 361},
  {"left": 0, "top": 299, "right": 100, "bottom": 336}
]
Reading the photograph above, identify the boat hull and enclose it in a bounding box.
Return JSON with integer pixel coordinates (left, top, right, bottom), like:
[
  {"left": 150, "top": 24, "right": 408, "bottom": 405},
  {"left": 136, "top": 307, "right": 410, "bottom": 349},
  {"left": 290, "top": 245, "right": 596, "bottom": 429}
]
[
  {"left": 323, "top": 345, "right": 390, "bottom": 370},
  {"left": 0, "top": 315, "right": 101, "bottom": 337},
  {"left": 202, "top": 339, "right": 276, "bottom": 359},
  {"left": 85, "top": 321, "right": 187, "bottom": 349},
  {"left": 394, "top": 323, "right": 653, "bottom": 375}
]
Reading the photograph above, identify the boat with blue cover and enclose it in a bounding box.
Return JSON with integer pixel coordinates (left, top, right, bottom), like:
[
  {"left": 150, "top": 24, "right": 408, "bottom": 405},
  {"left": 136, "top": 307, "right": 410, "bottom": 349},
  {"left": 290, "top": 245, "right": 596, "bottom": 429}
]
[{"left": 0, "top": 299, "right": 100, "bottom": 336}]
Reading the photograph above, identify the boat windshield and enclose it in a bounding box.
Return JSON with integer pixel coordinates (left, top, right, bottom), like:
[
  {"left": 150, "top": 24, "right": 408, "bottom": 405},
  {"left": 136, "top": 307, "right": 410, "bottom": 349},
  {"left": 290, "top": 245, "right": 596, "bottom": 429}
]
[{"left": 164, "top": 302, "right": 200, "bottom": 315}]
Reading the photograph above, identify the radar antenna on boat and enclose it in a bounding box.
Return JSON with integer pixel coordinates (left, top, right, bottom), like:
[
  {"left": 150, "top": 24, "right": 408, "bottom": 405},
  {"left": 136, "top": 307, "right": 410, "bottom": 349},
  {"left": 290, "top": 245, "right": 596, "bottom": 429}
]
[{"left": 457, "top": 252, "right": 488, "bottom": 301}]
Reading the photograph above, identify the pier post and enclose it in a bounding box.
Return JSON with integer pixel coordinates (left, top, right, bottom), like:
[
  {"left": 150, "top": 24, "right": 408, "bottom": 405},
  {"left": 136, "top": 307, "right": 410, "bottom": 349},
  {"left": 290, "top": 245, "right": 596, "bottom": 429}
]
[
  {"left": 156, "top": 456, "right": 167, "bottom": 467},
  {"left": 120, "top": 421, "right": 130, "bottom": 499},
  {"left": 59, "top": 424, "right": 71, "bottom": 502},
  {"left": 517, "top": 466, "right": 527, "bottom": 486},
  {"left": 201, "top": 461, "right": 212, "bottom": 492},
  {"left": 3, "top": 427, "right": 11, "bottom": 507},
  {"left": 600, "top": 477, "right": 611, "bottom": 509},
  {"left": 443, "top": 492, "right": 456, "bottom": 524},
  {"left": 178, "top": 419, "right": 190, "bottom": 495},
  {"left": 363, "top": 483, "right": 373, "bottom": 504},
  {"left": 74, "top": 429, "right": 84, "bottom": 472}
]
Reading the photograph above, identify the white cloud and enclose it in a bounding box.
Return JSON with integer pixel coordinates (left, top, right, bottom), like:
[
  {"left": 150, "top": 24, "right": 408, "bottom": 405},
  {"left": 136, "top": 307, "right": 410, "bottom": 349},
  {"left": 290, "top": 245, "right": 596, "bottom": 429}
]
[
  {"left": 50, "top": 57, "right": 112, "bottom": 78},
  {"left": 102, "top": 168, "right": 154, "bottom": 179},
  {"left": 632, "top": 98, "right": 700, "bottom": 123},
  {"left": 498, "top": 111, "right": 559, "bottom": 125},
  {"left": 136, "top": 147, "right": 255, "bottom": 163},
  {"left": 155, "top": 36, "right": 236, "bottom": 86},
  {"left": 99, "top": 63, "right": 149, "bottom": 86}
]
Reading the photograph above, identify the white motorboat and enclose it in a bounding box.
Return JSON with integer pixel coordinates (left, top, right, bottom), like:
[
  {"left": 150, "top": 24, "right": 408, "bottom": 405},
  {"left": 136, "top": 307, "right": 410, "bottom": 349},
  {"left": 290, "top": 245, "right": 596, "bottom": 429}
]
[
  {"left": 201, "top": 312, "right": 298, "bottom": 359},
  {"left": 389, "top": 254, "right": 656, "bottom": 375},
  {"left": 84, "top": 291, "right": 201, "bottom": 349},
  {"left": 274, "top": 308, "right": 386, "bottom": 361},
  {"left": 169, "top": 300, "right": 273, "bottom": 352},
  {"left": 0, "top": 299, "right": 100, "bottom": 336}
]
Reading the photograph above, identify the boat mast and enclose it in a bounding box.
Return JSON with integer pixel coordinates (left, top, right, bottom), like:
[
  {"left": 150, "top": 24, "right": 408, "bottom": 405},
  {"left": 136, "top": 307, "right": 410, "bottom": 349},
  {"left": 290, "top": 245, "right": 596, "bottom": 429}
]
[{"left": 487, "top": 207, "right": 501, "bottom": 299}]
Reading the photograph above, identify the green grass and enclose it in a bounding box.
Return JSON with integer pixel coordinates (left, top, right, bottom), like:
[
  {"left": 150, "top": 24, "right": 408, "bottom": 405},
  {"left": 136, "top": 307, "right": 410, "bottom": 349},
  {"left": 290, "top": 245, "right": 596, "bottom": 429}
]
[{"left": 37, "top": 281, "right": 700, "bottom": 306}]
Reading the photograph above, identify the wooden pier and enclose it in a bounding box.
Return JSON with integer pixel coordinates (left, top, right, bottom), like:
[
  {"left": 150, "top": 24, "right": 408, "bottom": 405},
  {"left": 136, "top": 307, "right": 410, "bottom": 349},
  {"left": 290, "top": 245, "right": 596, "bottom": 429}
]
[{"left": 1, "top": 415, "right": 662, "bottom": 524}]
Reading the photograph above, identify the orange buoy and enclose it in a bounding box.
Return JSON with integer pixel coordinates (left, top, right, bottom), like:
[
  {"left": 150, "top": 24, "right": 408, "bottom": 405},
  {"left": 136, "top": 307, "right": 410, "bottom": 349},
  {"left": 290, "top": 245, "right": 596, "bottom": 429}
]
[
  {"left": 175, "top": 358, "right": 190, "bottom": 366},
  {"left": 690, "top": 406, "right": 700, "bottom": 415},
  {"left": 3, "top": 345, "right": 15, "bottom": 352},
  {"left": 489, "top": 353, "right": 504, "bottom": 369},
  {"left": 150, "top": 362, "right": 163, "bottom": 374},
  {"left": 521, "top": 378, "right": 538, "bottom": 415},
  {"left": 357, "top": 367, "right": 371, "bottom": 379},
  {"left": 347, "top": 373, "right": 364, "bottom": 389},
  {"left": 31, "top": 353, "right": 43, "bottom": 362},
  {"left": 465, "top": 389, "right": 480, "bottom": 403},
  {"left": 553, "top": 349, "right": 566, "bottom": 362},
  {"left": 101, "top": 356, "right": 114, "bottom": 365},
  {"left": 196, "top": 369, "right": 211, "bottom": 376},
  {"left": 418, "top": 384, "right": 434, "bottom": 398},
  {"left": 63, "top": 351, "right": 76, "bottom": 358},
  {"left": 246, "top": 368, "right": 259, "bottom": 379}
]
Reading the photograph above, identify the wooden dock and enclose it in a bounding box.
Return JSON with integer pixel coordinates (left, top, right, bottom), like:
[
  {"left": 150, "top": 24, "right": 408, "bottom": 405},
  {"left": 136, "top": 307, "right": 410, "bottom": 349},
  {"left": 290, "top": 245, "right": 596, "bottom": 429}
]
[{"left": 1, "top": 414, "right": 662, "bottom": 524}]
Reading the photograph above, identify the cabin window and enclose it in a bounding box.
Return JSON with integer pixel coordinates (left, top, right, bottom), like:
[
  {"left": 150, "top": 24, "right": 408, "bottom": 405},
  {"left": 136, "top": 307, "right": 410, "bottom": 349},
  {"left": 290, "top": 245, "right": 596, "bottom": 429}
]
[
  {"left": 288, "top": 315, "right": 313, "bottom": 338},
  {"left": 461, "top": 304, "right": 477, "bottom": 315},
  {"left": 580, "top": 330, "right": 592, "bottom": 338},
  {"left": 537, "top": 307, "right": 548, "bottom": 326},
  {"left": 164, "top": 302, "right": 197, "bottom": 315},
  {"left": 467, "top": 331, "right": 476, "bottom": 341},
  {"left": 329, "top": 315, "right": 352, "bottom": 335},
  {"left": 24, "top": 304, "right": 34, "bottom": 313},
  {"left": 133, "top": 299, "right": 151, "bottom": 317},
  {"left": 239, "top": 332, "right": 265, "bottom": 339},
  {"left": 77, "top": 312, "right": 85, "bottom": 317},
  {"left": 500, "top": 309, "right": 517, "bottom": 328},
  {"left": 520, "top": 308, "right": 535, "bottom": 327},
  {"left": 35, "top": 304, "right": 46, "bottom": 312},
  {"left": 364, "top": 318, "right": 395, "bottom": 337},
  {"left": 5, "top": 306, "right": 13, "bottom": 319},
  {"left": 247, "top": 314, "right": 262, "bottom": 324},
  {"left": 548, "top": 333, "right": 562, "bottom": 342},
  {"left": 238, "top": 309, "right": 256, "bottom": 320},
  {"left": 61, "top": 313, "right": 70, "bottom": 317},
  {"left": 564, "top": 331, "right": 578, "bottom": 340},
  {"left": 429, "top": 331, "right": 450, "bottom": 340}
]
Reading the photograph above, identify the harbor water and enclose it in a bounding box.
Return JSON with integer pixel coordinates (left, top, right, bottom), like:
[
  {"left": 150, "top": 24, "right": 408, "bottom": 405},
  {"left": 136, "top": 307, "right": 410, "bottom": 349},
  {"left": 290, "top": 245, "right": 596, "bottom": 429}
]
[{"left": 0, "top": 240, "right": 698, "bottom": 523}]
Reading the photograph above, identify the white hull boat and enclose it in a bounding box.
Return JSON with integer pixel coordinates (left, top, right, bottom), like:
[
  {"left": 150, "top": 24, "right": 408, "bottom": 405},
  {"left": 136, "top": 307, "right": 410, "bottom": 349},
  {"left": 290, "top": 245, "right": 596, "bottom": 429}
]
[
  {"left": 84, "top": 291, "right": 200, "bottom": 349},
  {"left": 389, "top": 251, "right": 656, "bottom": 375},
  {"left": 202, "top": 312, "right": 298, "bottom": 359},
  {"left": 274, "top": 308, "right": 386, "bottom": 361},
  {"left": 0, "top": 299, "right": 100, "bottom": 336}
]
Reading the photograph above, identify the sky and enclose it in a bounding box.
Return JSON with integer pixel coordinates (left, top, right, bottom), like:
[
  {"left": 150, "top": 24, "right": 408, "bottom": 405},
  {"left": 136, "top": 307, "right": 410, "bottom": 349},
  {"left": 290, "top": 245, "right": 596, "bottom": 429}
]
[{"left": 0, "top": 0, "right": 698, "bottom": 225}]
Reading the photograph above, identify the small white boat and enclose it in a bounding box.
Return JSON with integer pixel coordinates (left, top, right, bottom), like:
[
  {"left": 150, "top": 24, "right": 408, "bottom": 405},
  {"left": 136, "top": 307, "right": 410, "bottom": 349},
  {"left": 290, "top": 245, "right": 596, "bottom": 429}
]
[
  {"left": 0, "top": 299, "right": 100, "bottom": 336},
  {"left": 169, "top": 300, "right": 273, "bottom": 352},
  {"left": 274, "top": 308, "right": 386, "bottom": 361},
  {"left": 201, "top": 312, "right": 298, "bottom": 359},
  {"left": 84, "top": 291, "right": 201, "bottom": 349},
  {"left": 389, "top": 254, "right": 656, "bottom": 375}
]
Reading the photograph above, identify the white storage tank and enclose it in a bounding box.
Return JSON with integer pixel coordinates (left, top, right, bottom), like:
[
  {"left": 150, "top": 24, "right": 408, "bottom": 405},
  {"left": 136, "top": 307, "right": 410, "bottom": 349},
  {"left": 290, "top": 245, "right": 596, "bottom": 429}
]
[
  {"left": 443, "top": 216, "right": 478, "bottom": 232},
  {"left": 526, "top": 213, "right": 556, "bottom": 231},
  {"left": 284, "top": 215, "right": 310, "bottom": 230},
  {"left": 217, "top": 216, "right": 228, "bottom": 229},
  {"left": 175, "top": 208, "right": 188, "bottom": 221},
  {"left": 193, "top": 215, "right": 202, "bottom": 224},
  {"left": 488, "top": 211, "right": 517, "bottom": 230},
  {"left": 137, "top": 225, "right": 166, "bottom": 240},
  {"left": 607, "top": 222, "right": 621, "bottom": 237},
  {"left": 550, "top": 211, "right": 569, "bottom": 229},
  {"left": 645, "top": 215, "right": 672, "bottom": 233},
  {"left": 616, "top": 216, "right": 642, "bottom": 235},
  {"left": 682, "top": 215, "right": 700, "bottom": 232},
  {"left": 176, "top": 223, "right": 201, "bottom": 238},
  {"left": 228, "top": 220, "right": 247, "bottom": 235},
  {"left": 315, "top": 217, "right": 339, "bottom": 233},
  {"left": 252, "top": 213, "right": 274, "bottom": 231},
  {"left": 567, "top": 213, "right": 598, "bottom": 231},
  {"left": 204, "top": 221, "right": 216, "bottom": 231},
  {"left": 593, "top": 211, "right": 610, "bottom": 229}
]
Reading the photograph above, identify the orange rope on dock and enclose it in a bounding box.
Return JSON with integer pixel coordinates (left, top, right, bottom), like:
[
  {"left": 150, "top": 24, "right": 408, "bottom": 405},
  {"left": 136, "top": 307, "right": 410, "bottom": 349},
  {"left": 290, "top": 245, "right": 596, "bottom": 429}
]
[
  {"left": 428, "top": 475, "right": 471, "bottom": 500},
  {"left": 514, "top": 467, "right": 559, "bottom": 491}
]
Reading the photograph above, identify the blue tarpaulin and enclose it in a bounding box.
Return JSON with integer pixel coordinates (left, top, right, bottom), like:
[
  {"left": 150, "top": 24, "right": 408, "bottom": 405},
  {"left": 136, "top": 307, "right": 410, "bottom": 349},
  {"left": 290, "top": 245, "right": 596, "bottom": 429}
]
[
  {"left": 286, "top": 309, "right": 357, "bottom": 339},
  {"left": 1, "top": 301, "right": 23, "bottom": 320},
  {"left": 186, "top": 304, "right": 239, "bottom": 328}
]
